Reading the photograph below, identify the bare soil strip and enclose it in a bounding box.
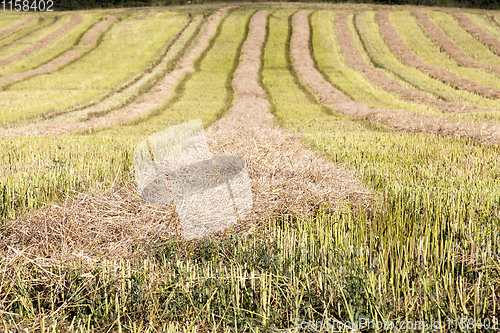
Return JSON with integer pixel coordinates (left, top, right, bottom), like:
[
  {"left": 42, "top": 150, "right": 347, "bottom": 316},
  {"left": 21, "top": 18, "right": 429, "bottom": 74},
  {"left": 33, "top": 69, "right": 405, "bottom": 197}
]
[
  {"left": 293, "top": 11, "right": 500, "bottom": 145},
  {"left": 376, "top": 10, "right": 500, "bottom": 99},
  {"left": 0, "top": 16, "right": 34, "bottom": 38},
  {"left": 0, "top": 14, "right": 83, "bottom": 67},
  {"left": 413, "top": 11, "right": 500, "bottom": 75},
  {"left": 451, "top": 12, "right": 500, "bottom": 55},
  {"left": 0, "top": 8, "right": 229, "bottom": 138},
  {"left": 1, "top": 10, "right": 371, "bottom": 260},
  {"left": 0, "top": 17, "right": 117, "bottom": 89},
  {"left": 336, "top": 12, "right": 485, "bottom": 113}
]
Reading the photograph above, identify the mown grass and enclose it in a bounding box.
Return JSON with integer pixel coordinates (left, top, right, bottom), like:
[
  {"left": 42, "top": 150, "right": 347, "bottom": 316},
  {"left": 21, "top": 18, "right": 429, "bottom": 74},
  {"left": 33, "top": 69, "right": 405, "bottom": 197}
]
[
  {"left": 311, "top": 10, "right": 439, "bottom": 116},
  {"left": 0, "top": 5, "right": 499, "bottom": 332},
  {"left": 0, "top": 13, "right": 188, "bottom": 126},
  {"left": 0, "top": 14, "right": 102, "bottom": 78},
  {"left": 0, "top": 14, "right": 27, "bottom": 32},
  {"left": 467, "top": 12, "right": 500, "bottom": 48},
  {"left": 390, "top": 10, "right": 500, "bottom": 91},
  {"left": 428, "top": 11, "right": 500, "bottom": 66},
  {"left": 48, "top": 15, "right": 203, "bottom": 124},
  {"left": 262, "top": 6, "right": 500, "bottom": 325},
  {"left": 0, "top": 8, "right": 252, "bottom": 220},
  {"left": 0, "top": 14, "right": 55, "bottom": 47},
  {"left": 0, "top": 15, "right": 71, "bottom": 68},
  {"left": 355, "top": 10, "right": 500, "bottom": 124},
  {"left": 122, "top": 8, "right": 253, "bottom": 132}
]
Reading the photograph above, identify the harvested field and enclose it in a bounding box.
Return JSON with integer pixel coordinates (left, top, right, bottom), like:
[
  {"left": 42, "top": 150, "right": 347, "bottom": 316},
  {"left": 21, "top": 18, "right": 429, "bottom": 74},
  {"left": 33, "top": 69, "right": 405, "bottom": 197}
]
[
  {"left": 451, "top": 12, "right": 500, "bottom": 55},
  {"left": 0, "top": 14, "right": 83, "bottom": 67},
  {"left": 293, "top": 10, "right": 500, "bottom": 144},
  {"left": 413, "top": 11, "right": 500, "bottom": 75},
  {"left": 0, "top": 17, "right": 117, "bottom": 90},
  {"left": 0, "top": 16, "right": 34, "bottom": 38},
  {"left": 376, "top": 10, "right": 500, "bottom": 99},
  {"left": 206, "top": 11, "right": 370, "bottom": 222},
  {"left": 1, "top": 5, "right": 500, "bottom": 331},
  {"left": 2, "top": 10, "right": 370, "bottom": 260},
  {"left": 335, "top": 12, "right": 486, "bottom": 113},
  {"left": 0, "top": 13, "right": 190, "bottom": 126},
  {"left": 0, "top": 9, "right": 227, "bottom": 136}
]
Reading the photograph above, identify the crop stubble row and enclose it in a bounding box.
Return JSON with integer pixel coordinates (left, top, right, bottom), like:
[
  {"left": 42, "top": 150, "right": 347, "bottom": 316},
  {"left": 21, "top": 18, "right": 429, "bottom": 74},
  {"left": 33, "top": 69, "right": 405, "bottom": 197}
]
[
  {"left": 376, "top": 10, "right": 500, "bottom": 99},
  {"left": 293, "top": 10, "right": 500, "bottom": 145},
  {"left": 0, "top": 8, "right": 229, "bottom": 137},
  {"left": 335, "top": 11, "right": 486, "bottom": 114},
  {"left": 0, "top": 16, "right": 117, "bottom": 90},
  {"left": 0, "top": 16, "right": 35, "bottom": 38},
  {"left": 0, "top": 14, "right": 83, "bottom": 67},
  {"left": 451, "top": 12, "right": 500, "bottom": 56},
  {"left": 412, "top": 11, "right": 500, "bottom": 75},
  {"left": 1, "top": 10, "right": 371, "bottom": 259}
]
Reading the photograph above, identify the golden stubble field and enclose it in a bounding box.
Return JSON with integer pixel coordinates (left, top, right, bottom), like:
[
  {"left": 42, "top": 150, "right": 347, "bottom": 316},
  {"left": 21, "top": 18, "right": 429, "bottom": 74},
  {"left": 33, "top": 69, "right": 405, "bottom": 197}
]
[{"left": 0, "top": 2, "right": 499, "bottom": 331}]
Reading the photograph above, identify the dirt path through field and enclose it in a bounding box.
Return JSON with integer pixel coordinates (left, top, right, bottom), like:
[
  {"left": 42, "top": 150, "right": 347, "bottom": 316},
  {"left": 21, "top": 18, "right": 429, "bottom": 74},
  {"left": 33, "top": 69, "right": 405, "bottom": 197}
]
[
  {"left": 0, "top": 16, "right": 34, "bottom": 38},
  {"left": 0, "top": 8, "right": 229, "bottom": 138},
  {"left": 1, "top": 10, "right": 371, "bottom": 260},
  {"left": 450, "top": 12, "right": 500, "bottom": 55},
  {"left": 376, "top": 10, "right": 500, "bottom": 99},
  {"left": 413, "top": 11, "right": 500, "bottom": 75},
  {"left": 0, "top": 17, "right": 117, "bottom": 89},
  {"left": 293, "top": 11, "right": 500, "bottom": 145},
  {"left": 0, "top": 14, "right": 83, "bottom": 67},
  {"left": 336, "top": 12, "right": 485, "bottom": 113}
]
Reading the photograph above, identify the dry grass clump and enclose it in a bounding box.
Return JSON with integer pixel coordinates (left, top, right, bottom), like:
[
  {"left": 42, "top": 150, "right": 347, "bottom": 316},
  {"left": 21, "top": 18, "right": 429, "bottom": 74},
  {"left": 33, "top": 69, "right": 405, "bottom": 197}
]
[{"left": 0, "top": 184, "right": 179, "bottom": 261}]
